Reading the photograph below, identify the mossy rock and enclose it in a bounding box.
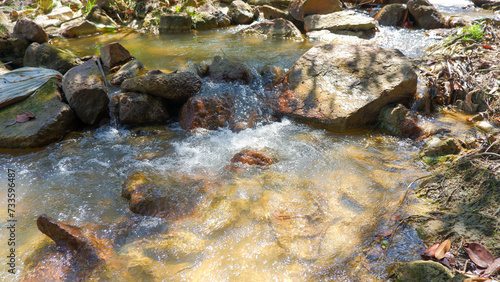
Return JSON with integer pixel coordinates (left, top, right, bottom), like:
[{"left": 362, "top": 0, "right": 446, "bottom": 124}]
[
  {"left": 24, "top": 43, "right": 79, "bottom": 75},
  {"left": 389, "top": 260, "right": 467, "bottom": 282},
  {"left": 0, "top": 78, "right": 76, "bottom": 148}
]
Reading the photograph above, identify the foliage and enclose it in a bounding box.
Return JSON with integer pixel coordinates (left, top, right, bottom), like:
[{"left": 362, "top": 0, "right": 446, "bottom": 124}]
[
  {"left": 462, "top": 24, "right": 484, "bottom": 41},
  {"left": 84, "top": 0, "right": 96, "bottom": 14}
]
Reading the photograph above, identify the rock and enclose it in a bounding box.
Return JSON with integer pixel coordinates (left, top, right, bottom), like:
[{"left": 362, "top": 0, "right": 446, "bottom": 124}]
[
  {"left": 135, "top": 0, "right": 160, "bottom": 18},
  {"left": 228, "top": 0, "right": 258, "bottom": 25},
  {"left": 13, "top": 18, "right": 49, "bottom": 43},
  {"left": 237, "top": 19, "right": 302, "bottom": 38},
  {"left": 136, "top": 231, "right": 206, "bottom": 261},
  {"left": 374, "top": 4, "right": 406, "bottom": 26},
  {"left": 192, "top": 12, "right": 217, "bottom": 30},
  {"left": 110, "top": 60, "right": 146, "bottom": 85},
  {"left": 46, "top": 6, "right": 74, "bottom": 21},
  {"left": 288, "top": 0, "right": 342, "bottom": 22},
  {"left": 260, "top": 64, "right": 285, "bottom": 86},
  {"left": 230, "top": 148, "right": 276, "bottom": 166},
  {"left": 207, "top": 55, "right": 254, "bottom": 84},
  {"left": 247, "top": 0, "right": 290, "bottom": 6},
  {"left": 446, "top": 16, "right": 470, "bottom": 28},
  {"left": 0, "top": 78, "right": 76, "bottom": 148},
  {"left": 159, "top": 13, "right": 192, "bottom": 33},
  {"left": 99, "top": 42, "right": 133, "bottom": 69},
  {"left": 180, "top": 95, "right": 235, "bottom": 131},
  {"left": 196, "top": 196, "right": 249, "bottom": 235},
  {"left": 61, "top": 20, "right": 100, "bottom": 37},
  {"left": 277, "top": 44, "right": 417, "bottom": 130},
  {"left": 121, "top": 71, "right": 202, "bottom": 103},
  {"left": 419, "top": 137, "right": 462, "bottom": 158},
  {"left": 61, "top": 0, "right": 83, "bottom": 11},
  {"left": 62, "top": 58, "right": 109, "bottom": 125},
  {"left": 389, "top": 260, "right": 462, "bottom": 282},
  {"left": 23, "top": 43, "right": 79, "bottom": 75},
  {"left": 216, "top": 13, "right": 232, "bottom": 27},
  {"left": 259, "top": 5, "right": 291, "bottom": 20},
  {"left": 379, "top": 104, "right": 423, "bottom": 139},
  {"left": 407, "top": 0, "right": 445, "bottom": 29},
  {"left": 0, "top": 37, "right": 30, "bottom": 69},
  {"left": 86, "top": 6, "right": 117, "bottom": 26},
  {"left": 304, "top": 10, "right": 377, "bottom": 33},
  {"left": 117, "top": 92, "right": 170, "bottom": 126},
  {"left": 475, "top": 121, "right": 500, "bottom": 135}
]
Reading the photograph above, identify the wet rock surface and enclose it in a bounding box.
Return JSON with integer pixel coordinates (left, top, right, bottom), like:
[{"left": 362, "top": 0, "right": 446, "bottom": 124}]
[
  {"left": 379, "top": 104, "right": 424, "bottom": 139},
  {"left": 180, "top": 95, "right": 235, "bottom": 131},
  {"left": 277, "top": 44, "right": 417, "bottom": 131},
  {"left": 117, "top": 92, "right": 170, "bottom": 126},
  {"left": 0, "top": 36, "right": 30, "bottom": 69},
  {"left": 23, "top": 43, "right": 79, "bottom": 74},
  {"left": 207, "top": 55, "right": 254, "bottom": 84},
  {"left": 110, "top": 59, "right": 147, "bottom": 85},
  {"left": 159, "top": 13, "right": 192, "bottom": 33},
  {"left": 419, "top": 137, "right": 462, "bottom": 158}
]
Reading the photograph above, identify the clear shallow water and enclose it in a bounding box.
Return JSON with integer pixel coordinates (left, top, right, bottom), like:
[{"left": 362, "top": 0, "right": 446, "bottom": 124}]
[{"left": 1, "top": 3, "right": 495, "bottom": 280}]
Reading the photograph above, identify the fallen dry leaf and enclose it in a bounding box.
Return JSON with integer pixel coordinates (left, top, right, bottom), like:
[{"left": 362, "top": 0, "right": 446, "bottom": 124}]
[
  {"left": 483, "top": 257, "right": 500, "bottom": 277},
  {"left": 464, "top": 242, "right": 495, "bottom": 269},
  {"left": 15, "top": 111, "right": 36, "bottom": 123},
  {"left": 434, "top": 239, "right": 451, "bottom": 260},
  {"left": 424, "top": 243, "right": 440, "bottom": 258}
]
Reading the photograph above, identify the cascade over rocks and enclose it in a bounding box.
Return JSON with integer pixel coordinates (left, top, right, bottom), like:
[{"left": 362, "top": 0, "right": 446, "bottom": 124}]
[
  {"left": 288, "top": 0, "right": 342, "bottom": 22},
  {"left": 23, "top": 43, "right": 80, "bottom": 75},
  {"left": 12, "top": 18, "right": 49, "bottom": 44},
  {"left": 62, "top": 58, "right": 109, "bottom": 125},
  {"left": 180, "top": 95, "right": 235, "bottom": 131},
  {"left": 121, "top": 71, "right": 202, "bottom": 103},
  {"left": 407, "top": 0, "right": 445, "bottom": 29},
  {"left": 277, "top": 44, "right": 417, "bottom": 131},
  {"left": 228, "top": 0, "right": 258, "bottom": 25},
  {"left": 237, "top": 18, "right": 303, "bottom": 38},
  {"left": 0, "top": 78, "right": 76, "bottom": 148}
]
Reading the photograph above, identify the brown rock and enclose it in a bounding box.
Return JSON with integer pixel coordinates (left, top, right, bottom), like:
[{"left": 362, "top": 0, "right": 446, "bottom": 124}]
[
  {"left": 288, "top": 0, "right": 342, "bottom": 22},
  {"left": 0, "top": 36, "right": 30, "bottom": 69},
  {"left": 374, "top": 4, "right": 406, "bottom": 26},
  {"left": 228, "top": 0, "right": 258, "bottom": 25},
  {"left": 159, "top": 13, "right": 192, "bottom": 33},
  {"left": 260, "top": 64, "right": 285, "bottom": 86},
  {"left": 99, "top": 42, "right": 133, "bottom": 69},
  {"left": 208, "top": 55, "right": 254, "bottom": 84},
  {"left": 118, "top": 92, "right": 170, "bottom": 126},
  {"left": 277, "top": 44, "right": 417, "bottom": 131},
  {"left": 379, "top": 104, "right": 424, "bottom": 139},
  {"left": 62, "top": 58, "right": 109, "bottom": 125},
  {"left": 110, "top": 59, "right": 146, "bottom": 85},
  {"left": 180, "top": 96, "right": 235, "bottom": 131},
  {"left": 12, "top": 18, "right": 49, "bottom": 43},
  {"left": 407, "top": 0, "right": 445, "bottom": 29},
  {"left": 230, "top": 148, "right": 276, "bottom": 166},
  {"left": 62, "top": 20, "right": 99, "bottom": 37},
  {"left": 23, "top": 42, "right": 79, "bottom": 75},
  {"left": 86, "top": 6, "right": 117, "bottom": 26}
]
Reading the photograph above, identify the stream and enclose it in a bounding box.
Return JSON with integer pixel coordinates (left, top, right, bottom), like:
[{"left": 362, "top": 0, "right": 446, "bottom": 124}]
[{"left": 1, "top": 1, "right": 498, "bottom": 281}]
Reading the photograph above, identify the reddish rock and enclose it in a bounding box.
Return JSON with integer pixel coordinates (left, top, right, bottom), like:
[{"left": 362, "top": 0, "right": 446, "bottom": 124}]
[
  {"left": 13, "top": 18, "right": 49, "bottom": 43},
  {"left": 180, "top": 96, "right": 235, "bottom": 131},
  {"left": 230, "top": 148, "right": 276, "bottom": 166},
  {"left": 288, "top": 0, "right": 342, "bottom": 22},
  {"left": 99, "top": 42, "right": 133, "bottom": 69}
]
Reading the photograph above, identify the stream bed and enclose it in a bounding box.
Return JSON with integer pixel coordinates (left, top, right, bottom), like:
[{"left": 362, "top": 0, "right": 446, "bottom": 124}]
[{"left": 1, "top": 1, "right": 498, "bottom": 281}]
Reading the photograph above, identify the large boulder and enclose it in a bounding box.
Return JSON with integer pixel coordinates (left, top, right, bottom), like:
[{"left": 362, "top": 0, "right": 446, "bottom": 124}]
[
  {"left": 304, "top": 10, "right": 377, "bottom": 33},
  {"left": 12, "top": 18, "right": 49, "bottom": 43},
  {"left": 62, "top": 59, "right": 109, "bottom": 125},
  {"left": 110, "top": 60, "right": 146, "bottom": 85},
  {"left": 99, "top": 42, "right": 133, "bottom": 69},
  {"left": 121, "top": 71, "right": 202, "bottom": 103},
  {"left": 159, "top": 13, "right": 192, "bottom": 33},
  {"left": 180, "top": 95, "right": 235, "bottom": 131},
  {"left": 117, "top": 92, "right": 170, "bottom": 126},
  {"left": 277, "top": 44, "right": 417, "bottom": 130},
  {"left": 0, "top": 37, "right": 30, "bottom": 69},
  {"left": 207, "top": 55, "right": 254, "bottom": 84},
  {"left": 407, "top": 0, "right": 445, "bottom": 29},
  {"left": 0, "top": 78, "right": 76, "bottom": 148},
  {"left": 228, "top": 0, "right": 258, "bottom": 25},
  {"left": 61, "top": 20, "right": 99, "bottom": 38},
  {"left": 374, "top": 4, "right": 406, "bottom": 26},
  {"left": 237, "top": 19, "right": 302, "bottom": 38},
  {"left": 288, "top": 0, "right": 342, "bottom": 22},
  {"left": 23, "top": 43, "right": 79, "bottom": 75}
]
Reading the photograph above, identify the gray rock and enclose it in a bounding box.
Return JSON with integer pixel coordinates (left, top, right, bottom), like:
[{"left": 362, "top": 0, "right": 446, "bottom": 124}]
[
  {"left": 228, "top": 0, "right": 258, "bottom": 25},
  {"left": 118, "top": 92, "right": 170, "bottom": 126},
  {"left": 62, "top": 58, "right": 109, "bottom": 124},
  {"left": 110, "top": 60, "right": 146, "bottom": 85},
  {"left": 237, "top": 19, "right": 302, "bottom": 38},
  {"left": 304, "top": 10, "right": 377, "bottom": 33},
  {"left": 192, "top": 12, "right": 217, "bottom": 30},
  {"left": 0, "top": 78, "right": 76, "bottom": 148},
  {"left": 159, "top": 13, "right": 192, "bottom": 33},
  {"left": 99, "top": 42, "right": 133, "bottom": 69},
  {"left": 419, "top": 137, "right": 462, "bottom": 158},
  {"left": 407, "top": 0, "right": 445, "bottom": 29},
  {"left": 0, "top": 37, "right": 30, "bottom": 69},
  {"left": 288, "top": 0, "right": 342, "bottom": 22},
  {"left": 121, "top": 71, "right": 202, "bottom": 103},
  {"left": 216, "top": 13, "right": 231, "bottom": 27},
  {"left": 12, "top": 18, "right": 49, "bottom": 44},
  {"left": 374, "top": 4, "right": 406, "bottom": 26},
  {"left": 61, "top": 20, "right": 99, "bottom": 37},
  {"left": 208, "top": 55, "right": 254, "bottom": 84},
  {"left": 23, "top": 43, "right": 79, "bottom": 75},
  {"left": 277, "top": 44, "right": 417, "bottom": 130}
]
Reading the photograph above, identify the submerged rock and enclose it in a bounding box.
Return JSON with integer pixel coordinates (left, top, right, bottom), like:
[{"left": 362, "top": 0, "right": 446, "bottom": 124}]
[
  {"left": 379, "top": 104, "right": 423, "bottom": 139},
  {"left": 0, "top": 78, "right": 76, "bottom": 148},
  {"left": 117, "top": 92, "right": 170, "bottom": 126},
  {"left": 407, "top": 0, "right": 445, "bottom": 29},
  {"left": 374, "top": 4, "right": 406, "bottom": 26},
  {"left": 62, "top": 58, "right": 109, "bottom": 125},
  {"left": 260, "top": 64, "right": 285, "bottom": 86},
  {"left": 229, "top": 148, "right": 276, "bottom": 167},
  {"left": 130, "top": 231, "right": 206, "bottom": 261},
  {"left": 121, "top": 71, "right": 202, "bottom": 103},
  {"left": 110, "top": 60, "right": 147, "bottom": 85},
  {"left": 288, "top": 0, "right": 342, "bottom": 22},
  {"left": 13, "top": 18, "right": 49, "bottom": 43},
  {"left": 304, "top": 10, "right": 377, "bottom": 33},
  {"left": 180, "top": 95, "right": 235, "bottom": 131},
  {"left": 277, "top": 44, "right": 417, "bottom": 131},
  {"left": 228, "top": 0, "right": 258, "bottom": 25},
  {"left": 100, "top": 42, "right": 133, "bottom": 69},
  {"left": 419, "top": 137, "right": 462, "bottom": 158},
  {"left": 23, "top": 43, "right": 79, "bottom": 75},
  {"left": 237, "top": 19, "right": 302, "bottom": 38}
]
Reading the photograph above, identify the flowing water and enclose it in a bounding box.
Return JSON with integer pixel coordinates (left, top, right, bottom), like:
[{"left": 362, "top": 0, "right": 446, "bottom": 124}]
[{"left": 1, "top": 1, "right": 497, "bottom": 281}]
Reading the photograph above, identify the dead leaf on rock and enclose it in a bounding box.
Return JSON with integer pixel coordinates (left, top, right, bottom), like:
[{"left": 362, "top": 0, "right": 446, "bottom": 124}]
[
  {"left": 15, "top": 111, "right": 36, "bottom": 123},
  {"left": 424, "top": 242, "right": 440, "bottom": 258},
  {"left": 434, "top": 239, "right": 451, "bottom": 260},
  {"left": 464, "top": 242, "right": 495, "bottom": 269}
]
